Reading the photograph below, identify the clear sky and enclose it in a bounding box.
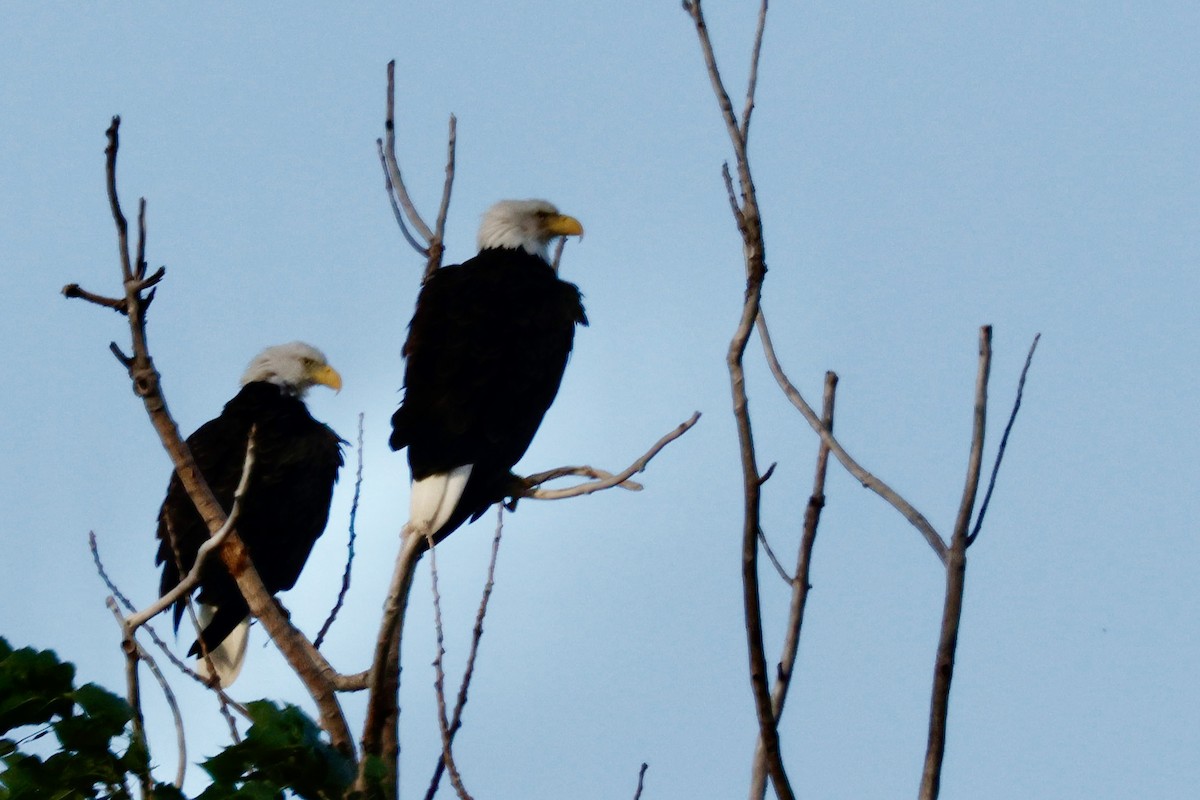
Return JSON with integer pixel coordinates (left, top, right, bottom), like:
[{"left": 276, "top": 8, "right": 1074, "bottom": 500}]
[{"left": 2, "top": 2, "right": 1197, "bottom": 798}]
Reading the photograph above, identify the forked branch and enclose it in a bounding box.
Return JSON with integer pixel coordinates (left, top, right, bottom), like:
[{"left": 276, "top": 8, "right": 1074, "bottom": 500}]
[{"left": 66, "top": 117, "right": 354, "bottom": 757}]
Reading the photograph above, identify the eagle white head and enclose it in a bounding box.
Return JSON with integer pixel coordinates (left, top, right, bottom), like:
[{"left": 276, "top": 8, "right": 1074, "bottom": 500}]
[
  {"left": 240, "top": 342, "right": 342, "bottom": 396},
  {"left": 476, "top": 199, "right": 584, "bottom": 264}
]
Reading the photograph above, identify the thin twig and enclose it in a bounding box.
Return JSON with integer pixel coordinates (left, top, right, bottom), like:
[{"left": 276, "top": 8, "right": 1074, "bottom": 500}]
[
  {"left": 756, "top": 527, "right": 792, "bottom": 585},
  {"left": 918, "top": 326, "right": 992, "bottom": 800},
  {"left": 740, "top": 0, "right": 769, "bottom": 143},
  {"left": 424, "top": 114, "right": 458, "bottom": 282},
  {"left": 106, "top": 599, "right": 153, "bottom": 800},
  {"left": 750, "top": 371, "right": 837, "bottom": 800},
  {"left": 133, "top": 636, "right": 187, "bottom": 788},
  {"left": 424, "top": 507, "right": 504, "bottom": 800},
  {"left": 968, "top": 333, "right": 1040, "bottom": 546},
  {"left": 316, "top": 413, "right": 365, "bottom": 648},
  {"left": 88, "top": 531, "right": 249, "bottom": 725},
  {"left": 383, "top": 60, "right": 435, "bottom": 244},
  {"left": 377, "top": 140, "right": 428, "bottom": 257},
  {"left": 683, "top": 2, "right": 790, "bottom": 795},
  {"left": 61, "top": 283, "right": 127, "bottom": 313},
  {"left": 426, "top": 533, "right": 474, "bottom": 800},
  {"left": 127, "top": 430, "right": 258, "bottom": 630},
  {"left": 78, "top": 117, "right": 354, "bottom": 754},
  {"left": 633, "top": 762, "right": 649, "bottom": 800},
  {"left": 756, "top": 311, "right": 949, "bottom": 562},
  {"left": 522, "top": 465, "right": 643, "bottom": 493},
  {"left": 524, "top": 412, "right": 701, "bottom": 500}
]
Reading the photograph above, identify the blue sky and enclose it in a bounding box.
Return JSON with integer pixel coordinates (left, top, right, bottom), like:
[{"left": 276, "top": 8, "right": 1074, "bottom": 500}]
[{"left": 2, "top": 2, "right": 1197, "bottom": 798}]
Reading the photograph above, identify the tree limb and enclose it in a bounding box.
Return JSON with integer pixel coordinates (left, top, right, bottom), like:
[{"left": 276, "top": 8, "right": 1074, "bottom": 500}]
[
  {"left": 968, "top": 333, "right": 1040, "bottom": 546},
  {"left": 749, "top": 371, "right": 836, "bottom": 800},
  {"left": 70, "top": 117, "right": 354, "bottom": 756},
  {"left": 918, "top": 326, "right": 991, "bottom": 800},
  {"left": 756, "top": 311, "right": 949, "bottom": 562}
]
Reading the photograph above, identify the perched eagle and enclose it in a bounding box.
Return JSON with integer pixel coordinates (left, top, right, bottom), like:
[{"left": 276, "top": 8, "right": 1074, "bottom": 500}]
[
  {"left": 390, "top": 199, "right": 587, "bottom": 541},
  {"left": 155, "top": 342, "right": 344, "bottom": 687}
]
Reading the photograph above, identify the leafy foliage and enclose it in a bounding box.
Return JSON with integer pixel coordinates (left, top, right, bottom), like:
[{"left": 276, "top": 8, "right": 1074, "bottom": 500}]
[
  {"left": 1, "top": 638, "right": 354, "bottom": 800},
  {"left": 0, "top": 637, "right": 179, "bottom": 799},
  {"left": 197, "top": 701, "right": 353, "bottom": 800}
]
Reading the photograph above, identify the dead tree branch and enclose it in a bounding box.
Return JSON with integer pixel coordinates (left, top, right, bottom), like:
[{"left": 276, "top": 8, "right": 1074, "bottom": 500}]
[
  {"left": 315, "top": 413, "right": 365, "bottom": 649},
  {"left": 968, "top": 333, "right": 1040, "bottom": 546},
  {"left": 633, "top": 762, "right": 649, "bottom": 800},
  {"left": 107, "top": 599, "right": 152, "bottom": 800},
  {"left": 126, "top": 431, "right": 257, "bottom": 631},
  {"left": 749, "top": 371, "right": 837, "bottom": 800},
  {"left": 756, "top": 313, "right": 949, "bottom": 562},
  {"left": 683, "top": 2, "right": 793, "bottom": 797},
  {"left": 379, "top": 60, "right": 457, "bottom": 282},
  {"left": 523, "top": 412, "right": 701, "bottom": 500},
  {"left": 426, "top": 535, "right": 475, "bottom": 800},
  {"left": 918, "top": 327, "right": 990, "bottom": 800},
  {"left": 424, "top": 507, "right": 505, "bottom": 800},
  {"left": 67, "top": 117, "right": 353, "bottom": 757}
]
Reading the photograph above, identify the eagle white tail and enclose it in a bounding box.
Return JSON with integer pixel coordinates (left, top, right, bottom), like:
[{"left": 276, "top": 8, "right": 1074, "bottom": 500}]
[
  {"left": 196, "top": 604, "right": 250, "bottom": 688},
  {"left": 409, "top": 464, "right": 473, "bottom": 536}
]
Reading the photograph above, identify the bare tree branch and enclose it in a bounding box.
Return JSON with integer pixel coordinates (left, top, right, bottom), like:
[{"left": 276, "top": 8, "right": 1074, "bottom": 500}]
[
  {"left": 750, "top": 371, "right": 837, "bottom": 799},
  {"left": 61, "top": 283, "right": 127, "bottom": 313},
  {"left": 633, "top": 762, "right": 649, "bottom": 800},
  {"left": 918, "top": 326, "right": 991, "bottom": 800},
  {"left": 315, "top": 413, "right": 365, "bottom": 649},
  {"left": 756, "top": 526, "right": 793, "bottom": 585},
  {"left": 426, "top": 534, "right": 475, "bottom": 800},
  {"left": 377, "top": 140, "right": 428, "bottom": 258},
  {"left": 968, "top": 333, "right": 1040, "bottom": 546},
  {"left": 756, "top": 312, "right": 949, "bottom": 562},
  {"left": 106, "top": 599, "right": 153, "bottom": 800},
  {"left": 683, "top": 2, "right": 793, "bottom": 796},
  {"left": 383, "top": 61, "right": 435, "bottom": 245},
  {"left": 740, "top": 0, "right": 769, "bottom": 143},
  {"left": 522, "top": 465, "right": 643, "bottom": 493},
  {"left": 126, "top": 430, "right": 257, "bottom": 631},
  {"left": 523, "top": 412, "right": 701, "bottom": 500},
  {"left": 427, "top": 113, "right": 458, "bottom": 282},
  {"left": 132, "top": 625, "right": 187, "bottom": 789},
  {"left": 424, "top": 507, "right": 504, "bottom": 800},
  {"left": 69, "top": 117, "right": 354, "bottom": 756}
]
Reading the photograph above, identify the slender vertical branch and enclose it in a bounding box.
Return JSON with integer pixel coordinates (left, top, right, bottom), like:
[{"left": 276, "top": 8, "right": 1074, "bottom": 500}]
[
  {"left": 107, "top": 599, "right": 152, "bottom": 800},
  {"left": 683, "top": 3, "right": 792, "bottom": 797},
  {"left": 632, "top": 762, "right": 649, "bottom": 800},
  {"left": 315, "top": 413, "right": 365, "bottom": 649},
  {"left": 72, "top": 117, "right": 354, "bottom": 756},
  {"left": 426, "top": 536, "right": 474, "bottom": 800},
  {"left": 425, "top": 113, "right": 458, "bottom": 282},
  {"left": 383, "top": 61, "right": 435, "bottom": 245},
  {"left": 918, "top": 326, "right": 991, "bottom": 800},
  {"left": 756, "top": 312, "right": 948, "bottom": 562},
  {"left": 424, "top": 507, "right": 505, "bottom": 800},
  {"left": 740, "top": 0, "right": 769, "bottom": 143},
  {"left": 968, "top": 333, "right": 1040, "bottom": 545},
  {"left": 749, "top": 371, "right": 837, "bottom": 800}
]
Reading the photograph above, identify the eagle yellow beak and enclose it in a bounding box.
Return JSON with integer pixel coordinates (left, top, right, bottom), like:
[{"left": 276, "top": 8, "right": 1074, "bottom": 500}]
[
  {"left": 544, "top": 214, "right": 584, "bottom": 238},
  {"left": 311, "top": 364, "right": 343, "bottom": 393}
]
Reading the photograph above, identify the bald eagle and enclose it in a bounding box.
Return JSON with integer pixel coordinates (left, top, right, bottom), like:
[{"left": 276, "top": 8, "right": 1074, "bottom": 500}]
[
  {"left": 390, "top": 199, "right": 587, "bottom": 541},
  {"left": 155, "top": 342, "right": 344, "bottom": 687}
]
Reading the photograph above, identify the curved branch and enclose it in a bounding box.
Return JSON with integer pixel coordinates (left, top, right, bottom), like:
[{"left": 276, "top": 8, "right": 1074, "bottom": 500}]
[
  {"left": 383, "top": 61, "right": 434, "bottom": 245},
  {"left": 523, "top": 412, "right": 701, "bottom": 500},
  {"left": 919, "top": 326, "right": 992, "bottom": 800},
  {"left": 315, "top": 413, "right": 365, "bottom": 649},
  {"left": 75, "top": 117, "right": 354, "bottom": 756},
  {"left": 968, "top": 332, "right": 1040, "bottom": 545},
  {"left": 756, "top": 311, "right": 949, "bottom": 562}
]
